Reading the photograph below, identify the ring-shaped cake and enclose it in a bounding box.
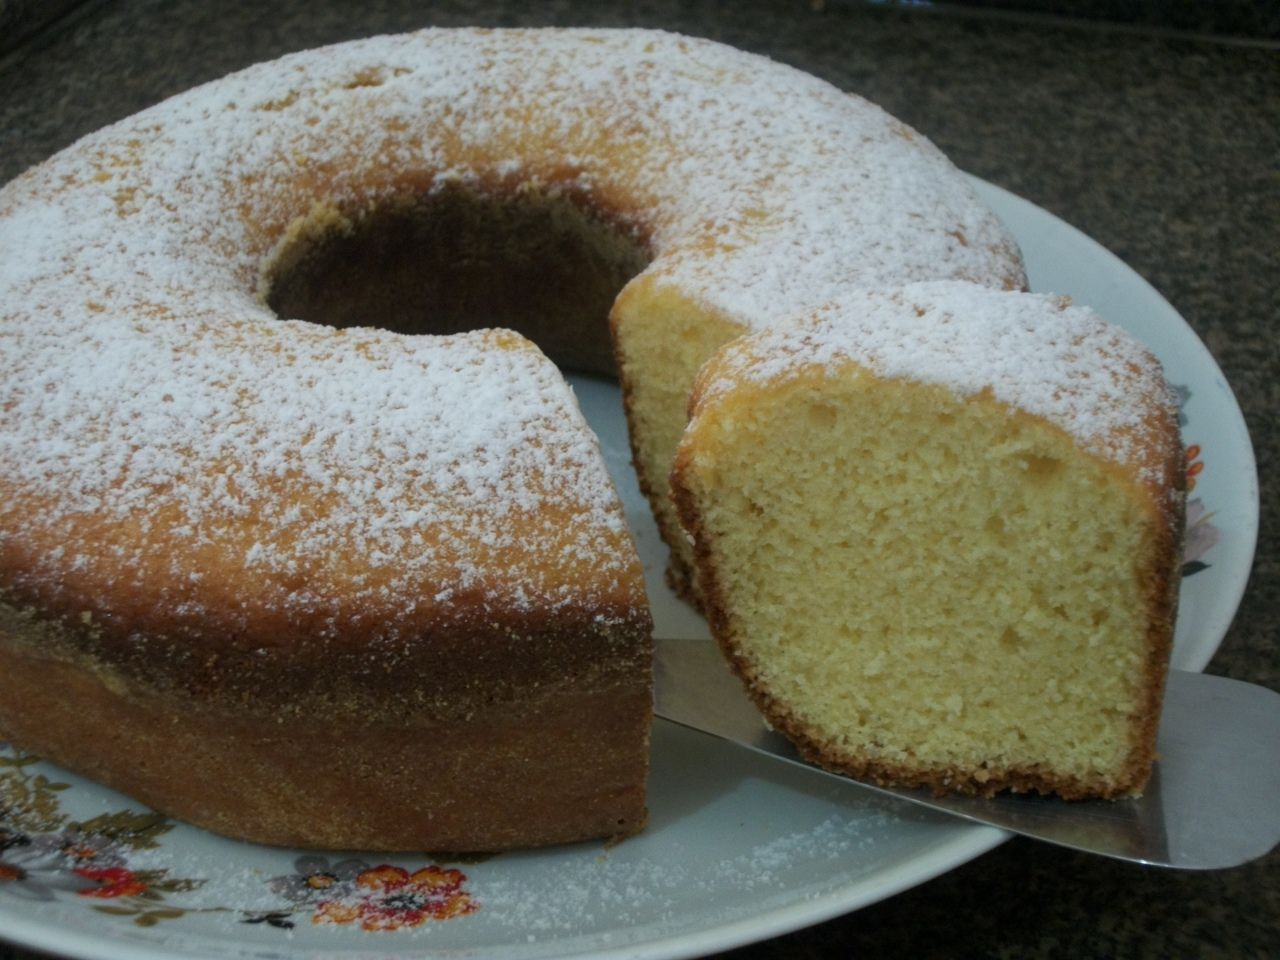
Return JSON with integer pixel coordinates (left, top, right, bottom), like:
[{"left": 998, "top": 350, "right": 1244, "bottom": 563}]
[{"left": 0, "top": 28, "right": 1026, "bottom": 849}]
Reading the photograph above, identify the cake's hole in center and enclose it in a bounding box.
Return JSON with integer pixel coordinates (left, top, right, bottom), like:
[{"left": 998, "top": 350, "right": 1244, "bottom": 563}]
[{"left": 264, "top": 185, "right": 652, "bottom": 376}]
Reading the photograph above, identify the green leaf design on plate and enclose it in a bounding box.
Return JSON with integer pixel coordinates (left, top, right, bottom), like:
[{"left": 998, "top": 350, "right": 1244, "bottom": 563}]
[
  {"left": 70, "top": 811, "right": 174, "bottom": 851},
  {"left": 0, "top": 752, "right": 69, "bottom": 834},
  {"left": 92, "top": 902, "right": 205, "bottom": 927}
]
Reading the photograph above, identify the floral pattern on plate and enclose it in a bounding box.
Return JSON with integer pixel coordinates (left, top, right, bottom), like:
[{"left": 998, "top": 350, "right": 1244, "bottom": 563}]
[
  {"left": 0, "top": 746, "right": 479, "bottom": 932},
  {"left": 1176, "top": 385, "right": 1219, "bottom": 577},
  {"left": 254, "top": 856, "right": 478, "bottom": 931},
  {"left": 0, "top": 749, "right": 206, "bottom": 926}
]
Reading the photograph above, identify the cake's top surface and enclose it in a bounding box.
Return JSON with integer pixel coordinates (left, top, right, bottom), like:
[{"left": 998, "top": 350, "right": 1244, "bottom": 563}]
[
  {"left": 0, "top": 27, "right": 1022, "bottom": 324},
  {"left": 1, "top": 319, "right": 641, "bottom": 628},
  {"left": 0, "top": 27, "right": 1022, "bottom": 633},
  {"left": 689, "top": 282, "right": 1180, "bottom": 476}
]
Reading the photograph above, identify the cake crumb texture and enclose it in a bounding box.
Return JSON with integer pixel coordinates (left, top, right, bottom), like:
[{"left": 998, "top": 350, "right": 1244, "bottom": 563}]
[{"left": 673, "top": 283, "right": 1184, "bottom": 798}]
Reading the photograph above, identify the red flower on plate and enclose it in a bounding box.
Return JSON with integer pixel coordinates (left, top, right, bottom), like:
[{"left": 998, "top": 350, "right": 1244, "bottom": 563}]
[
  {"left": 1185, "top": 443, "right": 1205, "bottom": 492},
  {"left": 73, "top": 866, "right": 148, "bottom": 899},
  {"left": 313, "top": 864, "right": 477, "bottom": 931}
]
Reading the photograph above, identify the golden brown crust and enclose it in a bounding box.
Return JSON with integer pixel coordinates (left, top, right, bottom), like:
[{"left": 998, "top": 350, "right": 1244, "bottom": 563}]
[
  {"left": 0, "top": 574, "right": 650, "bottom": 723},
  {"left": 1114, "top": 395, "right": 1187, "bottom": 792},
  {"left": 0, "top": 619, "right": 650, "bottom": 851}
]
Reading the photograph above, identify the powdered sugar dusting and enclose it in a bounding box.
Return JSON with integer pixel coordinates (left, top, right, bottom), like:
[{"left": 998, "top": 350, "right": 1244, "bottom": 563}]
[
  {"left": 0, "top": 26, "right": 1024, "bottom": 335},
  {"left": 697, "top": 281, "right": 1178, "bottom": 470},
  {"left": 2, "top": 312, "right": 634, "bottom": 613},
  {"left": 0, "top": 28, "right": 1022, "bottom": 621}
]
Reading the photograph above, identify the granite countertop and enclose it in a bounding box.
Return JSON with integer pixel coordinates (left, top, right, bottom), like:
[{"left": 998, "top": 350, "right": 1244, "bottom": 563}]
[{"left": 0, "top": 1, "right": 1275, "bottom": 957}]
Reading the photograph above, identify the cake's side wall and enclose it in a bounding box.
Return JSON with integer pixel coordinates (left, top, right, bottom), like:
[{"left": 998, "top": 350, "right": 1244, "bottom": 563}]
[{"left": 0, "top": 620, "right": 651, "bottom": 850}]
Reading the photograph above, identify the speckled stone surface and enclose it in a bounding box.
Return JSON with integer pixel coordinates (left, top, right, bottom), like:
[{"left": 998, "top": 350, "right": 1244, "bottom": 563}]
[{"left": 0, "top": 1, "right": 1275, "bottom": 957}]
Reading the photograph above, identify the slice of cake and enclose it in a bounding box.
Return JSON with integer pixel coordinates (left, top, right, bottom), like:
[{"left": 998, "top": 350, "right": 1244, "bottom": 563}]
[{"left": 670, "top": 282, "right": 1185, "bottom": 798}]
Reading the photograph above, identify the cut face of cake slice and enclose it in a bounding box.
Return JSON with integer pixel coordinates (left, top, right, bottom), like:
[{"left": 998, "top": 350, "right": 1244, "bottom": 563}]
[{"left": 671, "top": 282, "right": 1185, "bottom": 799}]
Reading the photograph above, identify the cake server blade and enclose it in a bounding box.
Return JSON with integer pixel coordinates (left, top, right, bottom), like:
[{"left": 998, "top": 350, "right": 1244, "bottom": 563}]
[{"left": 652, "top": 636, "right": 1280, "bottom": 870}]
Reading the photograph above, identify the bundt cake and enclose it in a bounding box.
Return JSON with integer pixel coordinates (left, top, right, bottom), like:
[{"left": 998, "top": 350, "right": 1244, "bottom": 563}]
[
  {"left": 0, "top": 27, "right": 1026, "bottom": 848},
  {"left": 671, "top": 282, "right": 1185, "bottom": 799}
]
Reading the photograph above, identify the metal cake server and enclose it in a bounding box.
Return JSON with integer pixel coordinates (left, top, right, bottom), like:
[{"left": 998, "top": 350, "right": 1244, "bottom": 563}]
[{"left": 653, "top": 637, "right": 1280, "bottom": 870}]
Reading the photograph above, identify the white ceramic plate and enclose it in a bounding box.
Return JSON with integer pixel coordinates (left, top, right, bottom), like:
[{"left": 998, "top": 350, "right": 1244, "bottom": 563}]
[{"left": 0, "top": 181, "right": 1258, "bottom": 959}]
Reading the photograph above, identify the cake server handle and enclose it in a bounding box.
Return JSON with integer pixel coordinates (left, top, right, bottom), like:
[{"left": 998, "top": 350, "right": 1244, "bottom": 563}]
[{"left": 652, "top": 637, "right": 1280, "bottom": 870}]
